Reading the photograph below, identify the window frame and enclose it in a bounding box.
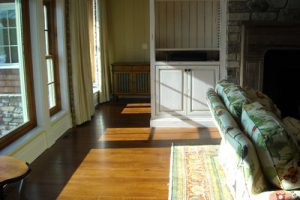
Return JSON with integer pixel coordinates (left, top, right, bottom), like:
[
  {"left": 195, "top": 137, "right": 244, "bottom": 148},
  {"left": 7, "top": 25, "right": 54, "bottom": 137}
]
[
  {"left": 43, "top": 0, "right": 61, "bottom": 116},
  {"left": 0, "top": 0, "right": 36, "bottom": 149}
]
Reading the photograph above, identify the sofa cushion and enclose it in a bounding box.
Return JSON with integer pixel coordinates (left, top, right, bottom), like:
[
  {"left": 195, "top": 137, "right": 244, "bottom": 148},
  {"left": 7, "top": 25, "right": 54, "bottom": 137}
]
[
  {"left": 207, "top": 89, "right": 239, "bottom": 137},
  {"left": 241, "top": 102, "right": 300, "bottom": 190},
  {"left": 244, "top": 87, "right": 281, "bottom": 118},
  {"left": 283, "top": 116, "right": 300, "bottom": 146},
  {"left": 215, "top": 80, "right": 251, "bottom": 120}
]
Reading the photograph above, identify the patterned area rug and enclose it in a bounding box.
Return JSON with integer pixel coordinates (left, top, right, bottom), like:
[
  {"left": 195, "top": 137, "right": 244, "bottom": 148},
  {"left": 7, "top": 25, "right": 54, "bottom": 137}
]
[{"left": 169, "top": 145, "right": 233, "bottom": 200}]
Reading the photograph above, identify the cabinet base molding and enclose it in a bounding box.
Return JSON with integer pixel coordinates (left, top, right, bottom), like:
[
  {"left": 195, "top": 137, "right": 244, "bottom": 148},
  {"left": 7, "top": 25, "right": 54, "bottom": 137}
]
[{"left": 150, "top": 117, "right": 216, "bottom": 128}]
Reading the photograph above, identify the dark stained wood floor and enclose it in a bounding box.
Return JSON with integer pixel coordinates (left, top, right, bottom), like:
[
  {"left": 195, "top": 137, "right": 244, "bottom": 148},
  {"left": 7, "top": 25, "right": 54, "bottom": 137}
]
[{"left": 5, "top": 100, "right": 221, "bottom": 200}]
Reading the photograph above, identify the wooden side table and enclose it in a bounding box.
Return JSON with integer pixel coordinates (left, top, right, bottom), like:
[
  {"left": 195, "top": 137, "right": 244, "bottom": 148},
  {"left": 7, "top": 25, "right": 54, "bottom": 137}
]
[{"left": 0, "top": 156, "right": 30, "bottom": 200}]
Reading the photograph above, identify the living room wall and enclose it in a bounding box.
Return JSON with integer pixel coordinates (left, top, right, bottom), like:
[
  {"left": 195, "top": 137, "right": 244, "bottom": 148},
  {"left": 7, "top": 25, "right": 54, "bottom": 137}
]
[
  {"left": 226, "top": 0, "right": 300, "bottom": 84},
  {"left": 107, "top": 0, "right": 150, "bottom": 64}
]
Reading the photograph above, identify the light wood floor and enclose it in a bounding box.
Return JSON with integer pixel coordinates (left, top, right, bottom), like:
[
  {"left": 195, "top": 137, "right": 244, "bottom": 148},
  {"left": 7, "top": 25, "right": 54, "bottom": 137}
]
[
  {"left": 6, "top": 100, "right": 221, "bottom": 200},
  {"left": 58, "top": 128, "right": 220, "bottom": 199}
]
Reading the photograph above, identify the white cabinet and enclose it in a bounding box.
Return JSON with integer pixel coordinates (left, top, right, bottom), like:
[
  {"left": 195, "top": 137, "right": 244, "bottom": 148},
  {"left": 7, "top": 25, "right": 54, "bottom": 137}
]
[{"left": 155, "top": 64, "right": 219, "bottom": 117}]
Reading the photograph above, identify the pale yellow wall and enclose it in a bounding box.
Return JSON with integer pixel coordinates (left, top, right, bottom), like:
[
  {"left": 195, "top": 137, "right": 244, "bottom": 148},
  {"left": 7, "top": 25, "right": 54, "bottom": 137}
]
[{"left": 107, "top": 0, "right": 150, "bottom": 63}]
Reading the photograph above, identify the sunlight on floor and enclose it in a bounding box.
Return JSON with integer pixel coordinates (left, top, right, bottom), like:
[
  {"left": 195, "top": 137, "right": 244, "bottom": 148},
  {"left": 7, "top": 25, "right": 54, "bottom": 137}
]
[
  {"left": 57, "top": 148, "right": 170, "bottom": 199},
  {"left": 121, "top": 103, "right": 151, "bottom": 114},
  {"left": 99, "top": 128, "right": 151, "bottom": 141},
  {"left": 99, "top": 127, "right": 220, "bottom": 142}
]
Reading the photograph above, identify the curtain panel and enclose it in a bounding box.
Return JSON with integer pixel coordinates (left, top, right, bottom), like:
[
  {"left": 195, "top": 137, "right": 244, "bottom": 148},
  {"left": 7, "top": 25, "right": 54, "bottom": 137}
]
[
  {"left": 67, "top": 0, "right": 95, "bottom": 125},
  {"left": 95, "top": 0, "right": 112, "bottom": 103}
]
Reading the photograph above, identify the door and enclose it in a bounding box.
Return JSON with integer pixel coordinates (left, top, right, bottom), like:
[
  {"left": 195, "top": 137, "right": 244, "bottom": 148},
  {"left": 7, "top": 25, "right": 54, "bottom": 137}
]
[
  {"left": 156, "top": 65, "right": 186, "bottom": 116},
  {"left": 187, "top": 65, "right": 219, "bottom": 116}
]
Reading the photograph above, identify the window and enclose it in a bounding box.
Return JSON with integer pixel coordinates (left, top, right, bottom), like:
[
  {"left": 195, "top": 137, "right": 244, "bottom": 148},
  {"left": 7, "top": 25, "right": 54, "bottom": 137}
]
[
  {"left": 88, "top": 0, "right": 100, "bottom": 92},
  {"left": 0, "top": 0, "right": 36, "bottom": 149},
  {"left": 43, "top": 0, "right": 61, "bottom": 115}
]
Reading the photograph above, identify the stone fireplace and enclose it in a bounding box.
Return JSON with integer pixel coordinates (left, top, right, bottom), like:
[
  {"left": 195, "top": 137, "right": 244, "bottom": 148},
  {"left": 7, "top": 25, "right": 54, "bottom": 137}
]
[
  {"left": 226, "top": 0, "right": 300, "bottom": 118},
  {"left": 263, "top": 49, "right": 300, "bottom": 118},
  {"left": 226, "top": 0, "right": 300, "bottom": 83},
  {"left": 240, "top": 23, "right": 300, "bottom": 118},
  {"left": 240, "top": 23, "right": 300, "bottom": 90}
]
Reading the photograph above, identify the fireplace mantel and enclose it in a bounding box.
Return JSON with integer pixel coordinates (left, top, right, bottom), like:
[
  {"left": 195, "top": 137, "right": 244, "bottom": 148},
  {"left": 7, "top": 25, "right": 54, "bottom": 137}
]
[{"left": 240, "top": 23, "right": 300, "bottom": 90}]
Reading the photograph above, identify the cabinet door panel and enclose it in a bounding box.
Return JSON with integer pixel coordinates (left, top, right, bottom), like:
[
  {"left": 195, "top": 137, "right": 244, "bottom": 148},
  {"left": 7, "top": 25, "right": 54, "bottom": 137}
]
[
  {"left": 187, "top": 66, "right": 219, "bottom": 116},
  {"left": 156, "top": 67, "right": 185, "bottom": 115}
]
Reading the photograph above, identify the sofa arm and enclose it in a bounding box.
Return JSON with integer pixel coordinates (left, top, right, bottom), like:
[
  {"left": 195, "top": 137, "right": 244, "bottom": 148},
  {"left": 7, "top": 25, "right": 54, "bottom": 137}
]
[
  {"left": 221, "top": 128, "right": 268, "bottom": 199},
  {"left": 207, "top": 89, "right": 268, "bottom": 198},
  {"left": 206, "top": 89, "right": 239, "bottom": 138}
]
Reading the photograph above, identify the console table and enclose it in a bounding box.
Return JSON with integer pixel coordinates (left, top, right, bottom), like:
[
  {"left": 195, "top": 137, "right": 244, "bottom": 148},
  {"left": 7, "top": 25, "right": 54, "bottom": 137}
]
[{"left": 112, "top": 63, "right": 150, "bottom": 100}]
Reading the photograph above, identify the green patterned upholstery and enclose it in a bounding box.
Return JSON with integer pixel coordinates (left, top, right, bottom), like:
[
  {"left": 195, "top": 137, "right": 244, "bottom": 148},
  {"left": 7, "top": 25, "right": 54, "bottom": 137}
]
[
  {"left": 207, "top": 89, "right": 268, "bottom": 199},
  {"left": 242, "top": 102, "right": 300, "bottom": 190},
  {"left": 215, "top": 80, "right": 251, "bottom": 120},
  {"left": 244, "top": 87, "right": 281, "bottom": 118},
  {"left": 283, "top": 116, "right": 300, "bottom": 146},
  {"left": 207, "top": 82, "right": 300, "bottom": 199}
]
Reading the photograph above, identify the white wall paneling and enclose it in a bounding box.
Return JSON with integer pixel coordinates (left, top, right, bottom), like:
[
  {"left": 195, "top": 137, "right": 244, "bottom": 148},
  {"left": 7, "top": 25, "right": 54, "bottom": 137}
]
[{"left": 155, "top": 0, "right": 220, "bottom": 49}]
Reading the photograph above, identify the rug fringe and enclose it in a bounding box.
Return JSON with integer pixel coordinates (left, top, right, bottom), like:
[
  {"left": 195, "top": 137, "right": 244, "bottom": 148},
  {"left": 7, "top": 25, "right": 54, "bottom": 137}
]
[{"left": 168, "top": 143, "right": 174, "bottom": 200}]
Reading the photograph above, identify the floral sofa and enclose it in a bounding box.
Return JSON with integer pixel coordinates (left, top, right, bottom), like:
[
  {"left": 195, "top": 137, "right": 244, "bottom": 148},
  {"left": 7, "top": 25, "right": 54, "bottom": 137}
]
[{"left": 206, "top": 80, "right": 300, "bottom": 200}]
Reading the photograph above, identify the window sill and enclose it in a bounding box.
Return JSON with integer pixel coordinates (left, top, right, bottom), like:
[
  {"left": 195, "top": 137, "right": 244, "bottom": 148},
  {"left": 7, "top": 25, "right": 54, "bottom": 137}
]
[{"left": 0, "top": 126, "right": 44, "bottom": 156}]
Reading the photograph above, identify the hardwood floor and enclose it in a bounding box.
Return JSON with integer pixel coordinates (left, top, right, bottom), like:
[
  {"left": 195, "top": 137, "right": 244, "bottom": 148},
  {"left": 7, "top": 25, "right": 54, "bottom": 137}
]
[{"left": 5, "top": 100, "right": 221, "bottom": 200}]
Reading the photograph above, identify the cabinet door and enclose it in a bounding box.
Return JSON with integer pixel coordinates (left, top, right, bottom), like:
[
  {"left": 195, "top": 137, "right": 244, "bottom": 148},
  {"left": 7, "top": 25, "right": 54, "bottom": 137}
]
[
  {"left": 187, "top": 65, "right": 219, "bottom": 116},
  {"left": 156, "top": 66, "right": 186, "bottom": 116}
]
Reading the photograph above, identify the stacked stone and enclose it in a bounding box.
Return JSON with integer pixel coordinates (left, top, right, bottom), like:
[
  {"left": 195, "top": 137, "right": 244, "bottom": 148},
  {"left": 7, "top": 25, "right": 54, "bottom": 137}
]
[
  {"left": 0, "top": 95, "right": 24, "bottom": 137},
  {"left": 226, "top": 0, "right": 300, "bottom": 84}
]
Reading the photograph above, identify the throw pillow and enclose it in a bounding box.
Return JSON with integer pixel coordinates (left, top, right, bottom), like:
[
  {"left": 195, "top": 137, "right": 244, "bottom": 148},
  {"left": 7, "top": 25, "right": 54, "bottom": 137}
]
[
  {"left": 244, "top": 87, "right": 281, "bottom": 118},
  {"left": 215, "top": 80, "right": 251, "bottom": 120},
  {"left": 283, "top": 116, "right": 300, "bottom": 145},
  {"left": 242, "top": 102, "right": 300, "bottom": 190}
]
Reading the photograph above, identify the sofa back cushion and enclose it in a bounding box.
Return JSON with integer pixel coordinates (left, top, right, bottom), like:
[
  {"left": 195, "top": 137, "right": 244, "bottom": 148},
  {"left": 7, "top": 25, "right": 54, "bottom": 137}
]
[
  {"left": 244, "top": 87, "right": 281, "bottom": 118},
  {"left": 283, "top": 116, "right": 300, "bottom": 146},
  {"left": 215, "top": 80, "right": 251, "bottom": 120},
  {"left": 242, "top": 102, "right": 300, "bottom": 190}
]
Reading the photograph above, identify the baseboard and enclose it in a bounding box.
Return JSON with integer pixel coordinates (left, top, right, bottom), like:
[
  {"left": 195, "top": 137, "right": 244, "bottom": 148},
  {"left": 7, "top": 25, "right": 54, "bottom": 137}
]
[{"left": 150, "top": 117, "right": 216, "bottom": 128}]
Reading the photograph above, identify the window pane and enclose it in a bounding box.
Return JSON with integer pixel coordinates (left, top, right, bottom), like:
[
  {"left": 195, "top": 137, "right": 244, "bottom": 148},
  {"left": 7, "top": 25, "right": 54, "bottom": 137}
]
[
  {"left": 7, "top": 10, "right": 15, "bottom": 27},
  {"left": 0, "top": 46, "right": 7, "bottom": 63},
  {"left": 4, "top": 46, "right": 10, "bottom": 63},
  {"left": 48, "top": 83, "right": 56, "bottom": 108},
  {"left": 0, "top": 1, "right": 29, "bottom": 138},
  {"left": 46, "top": 58, "right": 54, "bottom": 83},
  {"left": 43, "top": 5, "right": 48, "bottom": 30},
  {"left": 0, "top": 10, "right": 8, "bottom": 27},
  {"left": 10, "top": 46, "right": 18, "bottom": 63},
  {"left": 9, "top": 28, "right": 17, "bottom": 45},
  {"left": 0, "top": 28, "right": 9, "bottom": 45},
  {"left": 44, "top": 30, "right": 49, "bottom": 55}
]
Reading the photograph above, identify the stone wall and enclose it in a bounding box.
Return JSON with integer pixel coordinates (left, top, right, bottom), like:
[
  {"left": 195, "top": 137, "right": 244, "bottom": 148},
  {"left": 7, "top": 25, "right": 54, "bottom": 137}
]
[
  {"left": 0, "top": 95, "right": 24, "bottom": 137},
  {"left": 0, "top": 68, "right": 23, "bottom": 137},
  {"left": 226, "top": 0, "right": 300, "bottom": 84}
]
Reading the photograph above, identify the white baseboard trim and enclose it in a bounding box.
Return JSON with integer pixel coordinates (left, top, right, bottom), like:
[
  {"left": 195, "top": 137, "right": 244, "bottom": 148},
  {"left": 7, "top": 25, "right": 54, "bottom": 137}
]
[{"left": 150, "top": 117, "right": 216, "bottom": 128}]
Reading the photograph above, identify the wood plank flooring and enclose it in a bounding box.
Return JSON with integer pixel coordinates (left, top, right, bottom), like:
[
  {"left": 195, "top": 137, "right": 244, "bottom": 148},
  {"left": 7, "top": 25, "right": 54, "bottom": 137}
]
[{"left": 5, "top": 100, "right": 221, "bottom": 200}]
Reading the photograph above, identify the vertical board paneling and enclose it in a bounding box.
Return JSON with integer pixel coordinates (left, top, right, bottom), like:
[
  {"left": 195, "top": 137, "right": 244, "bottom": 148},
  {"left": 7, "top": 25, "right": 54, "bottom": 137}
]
[
  {"left": 155, "top": 1, "right": 160, "bottom": 48},
  {"left": 166, "top": 2, "right": 175, "bottom": 48},
  {"left": 212, "top": 0, "right": 220, "bottom": 48},
  {"left": 181, "top": 1, "right": 190, "bottom": 48},
  {"left": 174, "top": 1, "right": 182, "bottom": 48},
  {"left": 204, "top": 0, "right": 212, "bottom": 48},
  {"left": 159, "top": 2, "right": 167, "bottom": 48},
  {"left": 189, "top": 1, "right": 197, "bottom": 48},
  {"left": 197, "top": 0, "right": 205, "bottom": 48},
  {"left": 155, "top": 0, "right": 220, "bottom": 49}
]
